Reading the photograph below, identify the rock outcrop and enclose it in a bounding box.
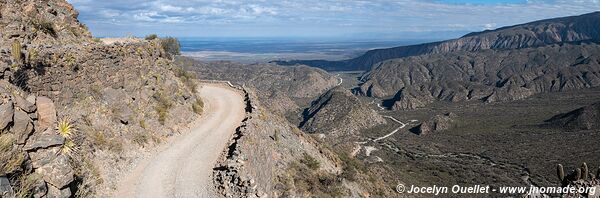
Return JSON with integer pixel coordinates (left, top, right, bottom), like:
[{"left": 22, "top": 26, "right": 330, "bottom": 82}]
[
  {"left": 300, "top": 87, "right": 386, "bottom": 139},
  {"left": 0, "top": 80, "right": 74, "bottom": 198},
  {"left": 411, "top": 113, "right": 457, "bottom": 135},
  {"left": 0, "top": 0, "right": 91, "bottom": 46},
  {"left": 544, "top": 101, "right": 600, "bottom": 130},
  {"left": 276, "top": 11, "right": 600, "bottom": 71},
  {"left": 359, "top": 42, "right": 600, "bottom": 109}
]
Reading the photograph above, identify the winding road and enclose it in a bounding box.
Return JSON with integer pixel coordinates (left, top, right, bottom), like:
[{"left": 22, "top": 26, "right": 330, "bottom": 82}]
[{"left": 114, "top": 84, "right": 246, "bottom": 198}]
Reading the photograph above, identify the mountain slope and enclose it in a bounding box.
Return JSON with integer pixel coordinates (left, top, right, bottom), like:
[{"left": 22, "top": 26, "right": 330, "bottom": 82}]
[
  {"left": 276, "top": 11, "right": 600, "bottom": 71},
  {"left": 176, "top": 57, "right": 338, "bottom": 114},
  {"left": 300, "top": 87, "right": 386, "bottom": 140},
  {"left": 545, "top": 101, "right": 600, "bottom": 130},
  {"left": 359, "top": 42, "right": 600, "bottom": 109}
]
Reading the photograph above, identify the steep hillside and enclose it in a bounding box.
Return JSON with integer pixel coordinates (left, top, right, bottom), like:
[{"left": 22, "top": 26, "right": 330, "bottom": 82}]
[
  {"left": 213, "top": 88, "right": 392, "bottom": 197},
  {"left": 544, "top": 101, "right": 600, "bottom": 130},
  {"left": 358, "top": 42, "right": 600, "bottom": 109},
  {"left": 0, "top": 0, "right": 201, "bottom": 197},
  {"left": 176, "top": 57, "right": 338, "bottom": 114},
  {"left": 276, "top": 11, "right": 600, "bottom": 71},
  {"left": 300, "top": 87, "right": 386, "bottom": 141}
]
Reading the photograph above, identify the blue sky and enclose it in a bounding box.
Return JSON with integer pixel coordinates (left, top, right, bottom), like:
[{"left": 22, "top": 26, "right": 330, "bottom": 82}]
[{"left": 67, "top": 0, "right": 600, "bottom": 39}]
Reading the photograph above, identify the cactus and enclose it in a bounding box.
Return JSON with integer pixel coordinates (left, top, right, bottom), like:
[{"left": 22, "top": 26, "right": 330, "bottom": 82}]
[
  {"left": 11, "top": 40, "right": 22, "bottom": 63},
  {"left": 557, "top": 164, "right": 565, "bottom": 181},
  {"left": 581, "top": 162, "right": 588, "bottom": 180},
  {"left": 575, "top": 168, "right": 582, "bottom": 181}
]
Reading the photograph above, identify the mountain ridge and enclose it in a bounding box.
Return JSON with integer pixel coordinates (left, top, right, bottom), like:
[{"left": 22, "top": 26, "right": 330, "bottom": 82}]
[{"left": 275, "top": 11, "right": 600, "bottom": 71}]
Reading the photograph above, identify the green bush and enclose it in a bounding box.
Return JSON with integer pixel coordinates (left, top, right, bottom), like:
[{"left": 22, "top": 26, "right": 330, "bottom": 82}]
[
  {"left": 286, "top": 161, "right": 344, "bottom": 197},
  {"left": 160, "top": 37, "right": 181, "bottom": 56},
  {"left": 132, "top": 132, "right": 149, "bottom": 146},
  {"left": 31, "top": 19, "right": 56, "bottom": 37},
  {"left": 192, "top": 99, "right": 204, "bottom": 115},
  {"left": 145, "top": 34, "right": 158, "bottom": 40},
  {"left": 153, "top": 90, "right": 173, "bottom": 125},
  {"left": 172, "top": 65, "right": 198, "bottom": 93},
  {"left": 301, "top": 153, "right": 320, "bottom": 170}
]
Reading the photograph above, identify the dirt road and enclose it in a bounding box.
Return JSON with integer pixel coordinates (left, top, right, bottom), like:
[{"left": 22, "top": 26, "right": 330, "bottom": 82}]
[{"left": 114, "top": 84, "right": 246, "bottom": 198}]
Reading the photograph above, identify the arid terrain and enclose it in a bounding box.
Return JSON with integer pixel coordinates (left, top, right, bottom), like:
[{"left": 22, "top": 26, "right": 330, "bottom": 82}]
[{"left": 1, "top": 1, "right": 600, "bottom": 198}]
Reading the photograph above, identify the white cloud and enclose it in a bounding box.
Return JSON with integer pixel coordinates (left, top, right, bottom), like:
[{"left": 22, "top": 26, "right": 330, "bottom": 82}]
[{"left": 67, "top": 0, "right": 600, "bottom": 37}]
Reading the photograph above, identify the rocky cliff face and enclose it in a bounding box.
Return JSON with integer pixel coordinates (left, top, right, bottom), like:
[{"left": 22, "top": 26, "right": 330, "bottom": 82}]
[
  {"left": 544, "top": 101, "right": 600, "bottom": 130},
  {"left": 1, "top": 0, "right": 202, "bottom": 196},
  {"left": 277, "top": 11, "right": 600, "bottom": 71},
  {"left": 300, "top": 87, "right": 386, "bottom": 140},
  {"left": 177, "top": 57, "right": 338, "bottom": 114},
  {"left": 0, "top": 80, "right": 76, "bottom": 197},
  {"left": 358, "top": 42, "right": 600, "bottom": 109}
]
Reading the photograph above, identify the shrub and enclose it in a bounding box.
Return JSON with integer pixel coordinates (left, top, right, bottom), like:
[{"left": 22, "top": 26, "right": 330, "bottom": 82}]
[
  {"left": 192, "top": 99, "right": 204, "bottom": 115},
  {"left": 0, "top": 133, "right": 24, "bottom": 175},
  {"left": 31, "top": 19, "right": 56, "bottom": 37},
  {"left": 160, "top": 37, "right": 181, "bottom": 56},
  {"left": 153, "top": 90, "right": 172, "bottom": 125},
  {"left": 338, "top": 152, "right": 366, "bottom": 181},
  {"left": 132, "top": 132, "right": 149, "bottom": 146},
  {"left": 13, "top": 174, "right": 40, "bottom": 198},
  {"left": 287, "top": 161, "right": 344, "bottom": 197},
  {"left": 172, "top": 66, "right": 198, "bottom": 93},
  {"left": 145, "top": 34, "right": 158, "bottom": 40},
  {"left": 301, "top": 153, "right": 320, "bottom": 170}
]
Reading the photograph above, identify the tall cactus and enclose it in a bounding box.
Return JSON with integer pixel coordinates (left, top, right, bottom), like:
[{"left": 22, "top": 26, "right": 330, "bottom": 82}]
[
  {"left": 557, "top": 164, "right": 565, "bottom": 181},
  {"left": 581, "top": 163, "right": 588, "bottom": 180},
  {"left": 575, "top": 168, "right": 582, "bottom": 181},
  {"left": 11, "top": 40, "right": 22, "bottom": 63}
]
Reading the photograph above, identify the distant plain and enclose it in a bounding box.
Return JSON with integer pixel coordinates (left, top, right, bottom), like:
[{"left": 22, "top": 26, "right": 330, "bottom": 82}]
[{"left": 180, "top": 37, "right": 432, "bottom": 63}]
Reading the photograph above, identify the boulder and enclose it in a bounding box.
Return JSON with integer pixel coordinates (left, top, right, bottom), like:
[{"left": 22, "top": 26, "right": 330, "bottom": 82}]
[
  {"left": 26, "top": 95, "right": 36, "bottom": 105},
  {"left": 32, "top": 178, "right": 48, "bottom": 198},
  {"left": 0, "top": 100, "right": 14, "bottom": 130},
  {"left": 35, "top": 155, "right": 74, "bottom": 189},
  {"left": 36, "top": 97, "right": 57, "bottom": 132},
  {"left": 23, "top": 129, "right": 65, "bottom": 151},
  {"left": 11, "top": 109, "right": 34, "bottom": 144},
  {"left": 14, "top": 94, "right": 36, "bottom": 113},
  {"left": 0, "top": 176, "right": 13, "bottom": 197},
  {"left": 46, "top": 184, "right": 71, "bottom": 198},
  {"left": 29, "top": 147, "right": 60, "bottom": 168}
]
